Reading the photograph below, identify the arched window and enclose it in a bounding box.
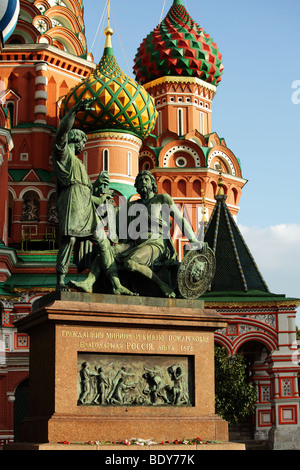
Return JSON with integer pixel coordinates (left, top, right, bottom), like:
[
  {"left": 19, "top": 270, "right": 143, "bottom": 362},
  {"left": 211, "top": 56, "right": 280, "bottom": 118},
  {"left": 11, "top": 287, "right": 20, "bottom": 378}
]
[
  {"left": 162, "top": 179, "right": 171, "bottom": 195},
  {"left": 21, "top": 191, "right": 40, "bottom": 221},
  {"left": 103, "top": 149, "right": 109, "bottom": 172},
  {"left": 127, "top": 152, "right": 132, "bottom": 177},
  {"left": 177, "top": 179, "right": 186, "bottom": 197},
  {"left": 200, "top": 112, "right": 204, "bottom": 134},
  {"left": 211, "top": 181, "right": 218, "bottom": 197},
  {"left": 232, "top": 187, "right": 238, "bottom": 205},
  {"left": 8, "top": 192, "right": 13, "bottom": 238},
  {"left": 157, "top": 111, "right": 162, "bottom": 135},
  {"left": 7, "top": 101, "right": 15, "bottom": 127},
  {"left": 177, "top": 108, "right": 184, "bottom": 136},
  {"left": 192, "top": 180, "right": 202, "bottom": 197}
]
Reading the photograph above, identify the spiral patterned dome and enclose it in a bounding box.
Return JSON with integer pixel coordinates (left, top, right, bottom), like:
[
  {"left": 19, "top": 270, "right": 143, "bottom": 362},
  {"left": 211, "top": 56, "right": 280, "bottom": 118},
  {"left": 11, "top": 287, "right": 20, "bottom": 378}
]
[
  {"left": 0, "top": 0, "right": 20, "bottom": 44},
  {"left": 59, "top": 28, "right": 157, "bottom": 139},
  {"left": 133, "top": 0, "right": 224, "bottom": 86}
]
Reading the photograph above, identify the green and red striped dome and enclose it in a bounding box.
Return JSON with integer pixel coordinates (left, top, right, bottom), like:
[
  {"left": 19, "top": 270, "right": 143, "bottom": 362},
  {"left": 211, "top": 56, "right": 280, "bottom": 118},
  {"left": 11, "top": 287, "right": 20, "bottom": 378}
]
[{"left": 133, "top": 0, "right": 224, "bottom": 86}]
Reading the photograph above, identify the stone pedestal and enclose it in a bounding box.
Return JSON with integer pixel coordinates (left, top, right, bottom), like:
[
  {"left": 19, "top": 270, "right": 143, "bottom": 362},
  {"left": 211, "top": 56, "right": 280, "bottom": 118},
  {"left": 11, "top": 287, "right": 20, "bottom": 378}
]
[{"left": 15, "top": 292, "right": 229, "bottom": 445}]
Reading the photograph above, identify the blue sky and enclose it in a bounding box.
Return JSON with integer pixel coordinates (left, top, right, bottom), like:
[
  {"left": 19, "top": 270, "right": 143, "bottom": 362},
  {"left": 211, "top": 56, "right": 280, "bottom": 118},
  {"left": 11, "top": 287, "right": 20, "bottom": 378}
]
[{"left": 83, "top": 0, "right": 300, "bottom": 321}]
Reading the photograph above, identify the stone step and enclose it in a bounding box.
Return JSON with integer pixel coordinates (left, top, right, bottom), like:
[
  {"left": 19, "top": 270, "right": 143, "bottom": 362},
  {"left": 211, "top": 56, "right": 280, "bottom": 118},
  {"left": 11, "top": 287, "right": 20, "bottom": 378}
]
[{"left": 244, "top": 440, "right": 268, "bottom": 451}]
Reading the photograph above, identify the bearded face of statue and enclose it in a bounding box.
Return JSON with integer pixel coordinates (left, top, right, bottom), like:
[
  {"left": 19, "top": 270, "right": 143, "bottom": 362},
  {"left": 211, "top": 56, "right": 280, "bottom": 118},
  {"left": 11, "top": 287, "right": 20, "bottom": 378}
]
[{"left": 136, "top": 173, "right": 154, "bottom": 199}]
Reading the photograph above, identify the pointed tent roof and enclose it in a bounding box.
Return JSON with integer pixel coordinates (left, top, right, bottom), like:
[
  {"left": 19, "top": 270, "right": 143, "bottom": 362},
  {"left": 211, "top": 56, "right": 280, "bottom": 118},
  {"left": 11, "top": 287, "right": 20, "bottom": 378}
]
[{"left": 204, "top": 193, "right": 269, "bottom": 293}]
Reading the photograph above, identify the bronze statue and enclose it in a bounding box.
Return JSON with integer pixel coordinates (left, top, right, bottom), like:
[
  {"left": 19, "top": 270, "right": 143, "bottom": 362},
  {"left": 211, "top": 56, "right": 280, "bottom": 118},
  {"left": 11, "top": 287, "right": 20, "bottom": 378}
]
[
  {"left": 70, "top": 170, "right": 210, "bottom": 298},
  {"left": 52, "top": 99, "right": 134, "bottom": 296},
  {"left": 113, "top": 170, "right": 205, "bottom": 298}
]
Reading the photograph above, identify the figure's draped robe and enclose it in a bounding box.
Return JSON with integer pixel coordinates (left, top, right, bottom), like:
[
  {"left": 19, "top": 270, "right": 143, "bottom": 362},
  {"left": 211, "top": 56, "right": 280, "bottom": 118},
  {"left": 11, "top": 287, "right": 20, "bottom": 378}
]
[{"left": 53, "top": 143, "right": 99, "bottom": 238}]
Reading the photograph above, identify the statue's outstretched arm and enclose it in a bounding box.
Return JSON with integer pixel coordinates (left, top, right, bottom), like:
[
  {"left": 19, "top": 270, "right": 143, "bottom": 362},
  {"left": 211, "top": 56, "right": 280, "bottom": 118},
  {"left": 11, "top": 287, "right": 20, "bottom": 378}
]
[
  {"left": 170, "top": 202, "right": 205, "bottom": 250},
  {"left": 55, "top": 99, "right": 95, "bottom": 148}
]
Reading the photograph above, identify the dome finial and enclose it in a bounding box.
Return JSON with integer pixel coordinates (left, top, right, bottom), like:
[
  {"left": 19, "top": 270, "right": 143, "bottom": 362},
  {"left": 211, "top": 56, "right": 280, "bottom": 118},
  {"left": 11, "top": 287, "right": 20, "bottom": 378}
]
[
  {"left": 104, "top": 0, "right": 113, "bottom": 49},
  {"left": 201, "top": 189, "right": 208, "bottom": 225},
  {"left": 216, "top": 163, "right": 225, "bottom": 197}
]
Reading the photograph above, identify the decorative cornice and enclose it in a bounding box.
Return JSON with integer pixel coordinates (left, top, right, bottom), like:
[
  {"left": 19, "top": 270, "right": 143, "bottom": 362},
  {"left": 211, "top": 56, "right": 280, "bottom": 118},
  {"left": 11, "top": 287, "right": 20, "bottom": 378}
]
[
  {"left": 205, "top": 299, "right": 300, "bottom": 309},
  {"left": 151, "top": 166, "right": 247, "bottom": 185},
  {"left": 87, "top": 131, "right": 142, "bottom": 146},
  {"left": 13, "top": 287, "right": 55, "bottom": 293},
  {"left": 0, "top": 43, "right": 95, "bottom": 72},
  {"left": 143, "top": 76, "right": 217, "bottom": 93}
]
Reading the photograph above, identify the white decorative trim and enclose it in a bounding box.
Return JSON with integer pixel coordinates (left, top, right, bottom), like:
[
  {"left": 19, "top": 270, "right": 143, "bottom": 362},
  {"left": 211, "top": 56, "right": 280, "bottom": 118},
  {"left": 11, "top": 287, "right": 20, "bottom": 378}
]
[
  {"left": 35, "top": 90, "right": 48, "bottom": 101},
  {"left": 163, "top": 145, "right": 200, "bottom": 167},
  {"left": 35, "top": 76, "right": 48, "bottom": 86},
  {"left": 0, "top": 246, "right": 18, "bottom": 266},
  {"left": 140, "top": 150, "right": 156, "bottom": 165},
  {"left": 34, "top": 105, "right": 47, "bottom": 115},
  {"left": 35, "top": 63, "right": 48, "bottom": 73},
  {"left": 87, "top": 132, "right": 142, "bottom": 148},
  {"left": 19, "top": 186, "right": 45, "bottom": 200},
  {"left": 207, "top": 150, "right": 236, "bottom": 176},
  {"left": 0, "top": 268, "right": 11, "bottom": 277},
  {"left": 34, "top": 119, "right": 47, "bottom": 124}
]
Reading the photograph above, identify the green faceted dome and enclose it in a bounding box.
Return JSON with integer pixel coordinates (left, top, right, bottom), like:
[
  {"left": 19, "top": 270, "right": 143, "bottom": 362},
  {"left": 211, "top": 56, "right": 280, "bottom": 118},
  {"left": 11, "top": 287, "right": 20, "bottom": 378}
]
[
  {"left": 60, "top": 30, "right": 157, "bottom": 139},
  {"left": 133, "top": 0, "right": 224, "bottom": 86}
]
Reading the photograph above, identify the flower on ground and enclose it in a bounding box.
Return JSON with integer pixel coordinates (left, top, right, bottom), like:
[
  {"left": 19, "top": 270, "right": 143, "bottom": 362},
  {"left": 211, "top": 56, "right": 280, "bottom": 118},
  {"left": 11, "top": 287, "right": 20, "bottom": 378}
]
[{"left": 78, "top": 437, "right": 218, "bottom": 446}]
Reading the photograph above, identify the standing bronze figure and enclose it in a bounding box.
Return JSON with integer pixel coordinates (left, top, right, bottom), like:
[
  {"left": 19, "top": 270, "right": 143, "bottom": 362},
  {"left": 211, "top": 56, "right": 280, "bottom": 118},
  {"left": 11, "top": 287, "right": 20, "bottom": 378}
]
[{"left": 52, "top": 99, "right": 133, "bottom": 295}]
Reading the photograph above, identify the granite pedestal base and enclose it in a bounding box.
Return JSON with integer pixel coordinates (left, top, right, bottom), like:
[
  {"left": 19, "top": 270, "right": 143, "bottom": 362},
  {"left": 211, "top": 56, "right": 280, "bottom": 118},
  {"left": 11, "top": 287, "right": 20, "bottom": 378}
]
[{"left": 15, "top": 292, "right": 229, "bottom": 445}]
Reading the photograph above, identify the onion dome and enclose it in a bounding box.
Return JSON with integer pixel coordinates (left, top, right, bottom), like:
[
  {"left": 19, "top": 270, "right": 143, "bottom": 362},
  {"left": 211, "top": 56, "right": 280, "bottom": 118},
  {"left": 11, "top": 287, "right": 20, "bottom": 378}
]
[
  {"left": 133, "top": 0, "right": 224, "bottom": 86},
  {"left": 59, "top": 27, "right": 157, "bottom": 140},
  {"left": 0, "top": 0, "right": 20, "bottom": 45}
]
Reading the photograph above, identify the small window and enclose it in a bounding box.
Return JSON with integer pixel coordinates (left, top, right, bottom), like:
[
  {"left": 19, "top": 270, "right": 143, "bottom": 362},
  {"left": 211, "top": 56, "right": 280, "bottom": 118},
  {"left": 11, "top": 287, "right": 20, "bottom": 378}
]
[
  {"left": 127, "top": 152, "right": 132, "bottom": 177},
  {"left": 157, "top": 111, "right": 162, "bottom": 135},
  {"left": 103, "top": 149, "right": 109, "bottom": 172},
  {"left": 7, "top": 101, "right": 15, "bottom": 127},
  {"left": 176, "top": 157, "right": 187, "bottom": 168},
  {"left": 20, "top": 153, "right": 29, "bottom": 161},
  {"left": 177, "top": 108, "right": 184, "bottom": 136},
  {"left": 200, "top": 112, "right": 204, "bottom": 134}
]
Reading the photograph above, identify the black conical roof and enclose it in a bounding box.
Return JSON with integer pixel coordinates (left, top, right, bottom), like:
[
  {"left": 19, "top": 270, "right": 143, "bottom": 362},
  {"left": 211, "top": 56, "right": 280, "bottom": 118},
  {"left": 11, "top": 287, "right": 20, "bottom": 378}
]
[{"left": 204, "top": 194, "right": 269, "bottom": 293}]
